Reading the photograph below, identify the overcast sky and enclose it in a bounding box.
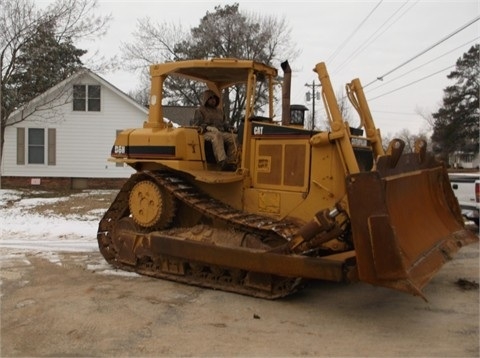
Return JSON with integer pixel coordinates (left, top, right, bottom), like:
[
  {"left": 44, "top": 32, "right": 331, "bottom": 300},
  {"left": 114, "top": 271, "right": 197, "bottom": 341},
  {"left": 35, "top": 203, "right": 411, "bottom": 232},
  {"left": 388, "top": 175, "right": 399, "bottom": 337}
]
[{"left": 39, "top": 0, "right": 480, "bottom": 135}]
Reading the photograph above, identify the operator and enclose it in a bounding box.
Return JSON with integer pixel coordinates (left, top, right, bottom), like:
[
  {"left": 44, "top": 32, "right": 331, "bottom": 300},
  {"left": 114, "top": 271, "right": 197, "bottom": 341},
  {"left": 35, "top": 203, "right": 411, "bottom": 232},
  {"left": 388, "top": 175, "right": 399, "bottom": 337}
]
[{"left": 193, "top": 89, "right": 237, "bottom": 171}]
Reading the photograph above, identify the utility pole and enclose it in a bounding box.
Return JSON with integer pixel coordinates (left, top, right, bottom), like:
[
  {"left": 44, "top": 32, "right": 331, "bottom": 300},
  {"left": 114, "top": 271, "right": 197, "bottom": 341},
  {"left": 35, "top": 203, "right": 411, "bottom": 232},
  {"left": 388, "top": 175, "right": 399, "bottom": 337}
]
[{"left": 305, "top": 81, "right": 321, "bottom": 130}]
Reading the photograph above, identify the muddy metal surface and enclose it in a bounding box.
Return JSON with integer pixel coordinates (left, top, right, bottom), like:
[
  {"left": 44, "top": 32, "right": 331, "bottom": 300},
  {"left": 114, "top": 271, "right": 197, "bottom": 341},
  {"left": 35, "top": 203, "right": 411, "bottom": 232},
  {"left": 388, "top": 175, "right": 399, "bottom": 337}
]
[{"left": 1, "top": 239, "right": 478, "bottom": 357}]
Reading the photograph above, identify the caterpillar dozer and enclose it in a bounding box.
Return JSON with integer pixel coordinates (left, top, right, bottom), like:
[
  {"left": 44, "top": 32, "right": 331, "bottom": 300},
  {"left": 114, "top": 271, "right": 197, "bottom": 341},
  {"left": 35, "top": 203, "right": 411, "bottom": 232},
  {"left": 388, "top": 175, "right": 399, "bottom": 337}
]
[{"left": 98, "top": 58, "right": 477, "bottom": 299}]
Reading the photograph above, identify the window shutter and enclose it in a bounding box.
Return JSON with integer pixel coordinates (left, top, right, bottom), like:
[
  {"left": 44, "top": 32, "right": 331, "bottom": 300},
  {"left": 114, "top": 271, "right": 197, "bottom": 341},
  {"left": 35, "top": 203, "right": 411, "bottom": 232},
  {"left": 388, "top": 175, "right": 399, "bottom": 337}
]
[
  {"left": 48, "top": 128, "right": 56, "bottom": 165},
  {"left": 16, "top": 128, "right": 25, "bottom": 165}
]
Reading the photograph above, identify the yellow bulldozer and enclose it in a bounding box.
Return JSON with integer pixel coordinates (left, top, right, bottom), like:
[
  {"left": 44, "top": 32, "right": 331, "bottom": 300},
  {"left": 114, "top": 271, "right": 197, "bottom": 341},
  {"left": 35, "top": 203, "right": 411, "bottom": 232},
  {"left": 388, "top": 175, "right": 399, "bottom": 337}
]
[{"left": 98, "top": 58, "right": 477, "bottom": 299}]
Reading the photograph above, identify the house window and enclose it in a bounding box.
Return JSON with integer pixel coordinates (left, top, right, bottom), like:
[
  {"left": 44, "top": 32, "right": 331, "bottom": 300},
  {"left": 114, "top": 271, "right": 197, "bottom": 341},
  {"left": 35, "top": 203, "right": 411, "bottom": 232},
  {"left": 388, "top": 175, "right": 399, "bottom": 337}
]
[
  {"left": 17, "top": 128, "right": 56, "bottom": 166},
  {"left": 28, "top": 128, "right": 45, "bottom": 164},
  {"left": 73, "top": 85, "right": 101, "bottom": 111},
  {"left": 88, "top": 85, "right": 101, "bottom": 111}
]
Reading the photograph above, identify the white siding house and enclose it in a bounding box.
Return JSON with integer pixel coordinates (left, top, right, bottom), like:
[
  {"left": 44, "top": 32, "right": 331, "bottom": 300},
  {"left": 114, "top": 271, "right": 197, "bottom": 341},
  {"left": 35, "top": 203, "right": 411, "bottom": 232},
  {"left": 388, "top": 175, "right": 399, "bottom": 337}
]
[
  {"left": 449, "top": 151, "right": 480, "bottom": 169},
  {"left": 1, "top": 69, "right": 148, "bottom": 189}
]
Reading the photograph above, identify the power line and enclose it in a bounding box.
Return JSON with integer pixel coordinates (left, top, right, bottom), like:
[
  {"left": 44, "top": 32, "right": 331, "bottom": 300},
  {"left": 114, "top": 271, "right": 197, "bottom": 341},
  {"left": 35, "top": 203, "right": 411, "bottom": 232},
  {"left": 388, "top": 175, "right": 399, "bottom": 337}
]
[
  {"left": 296, "top": 41, "right": 476, "bottom": 123},
  {"left": 333, "top": 0, "right": 418, "bottom": 75},
  {"left": 364, "top": 15, "right": 480, "bottom": 88},
  {"left": 372, "top": 110, "right": 418, "bottom": 116},
  {"left": 366, "top": 37, "right": 480, "bottom": 94},
  {"left": 327, "top": 0, "right": 384, "bottom": 64},
  {"left": 368, "top": 64, "right": 455, "bottom": 101}
]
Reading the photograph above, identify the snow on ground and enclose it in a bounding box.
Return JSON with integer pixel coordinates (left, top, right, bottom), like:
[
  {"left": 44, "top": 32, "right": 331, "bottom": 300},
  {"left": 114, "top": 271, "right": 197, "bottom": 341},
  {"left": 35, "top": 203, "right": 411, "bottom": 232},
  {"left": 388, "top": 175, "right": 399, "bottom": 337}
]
[
  {"left": 0, "top": 189, "right": 99, "bottom": 252},
  {"left": 0, "top": 189, "right": 138, "bottom": 279}
]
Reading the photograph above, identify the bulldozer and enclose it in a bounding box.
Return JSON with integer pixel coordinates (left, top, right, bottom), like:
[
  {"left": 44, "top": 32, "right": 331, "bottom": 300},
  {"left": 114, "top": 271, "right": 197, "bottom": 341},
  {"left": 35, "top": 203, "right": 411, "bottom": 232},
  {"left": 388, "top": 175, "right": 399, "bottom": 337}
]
[{"left": 98, "top": 58, "right": 477, "bottom": 299}]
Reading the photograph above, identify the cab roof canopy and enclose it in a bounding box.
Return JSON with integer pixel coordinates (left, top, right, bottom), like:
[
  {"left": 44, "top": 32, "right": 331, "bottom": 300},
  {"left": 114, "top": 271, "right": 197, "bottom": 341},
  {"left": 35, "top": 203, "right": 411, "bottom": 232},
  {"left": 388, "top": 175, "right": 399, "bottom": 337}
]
[{"left": 149, "top": 58, "right": 278, "bottom": 89}]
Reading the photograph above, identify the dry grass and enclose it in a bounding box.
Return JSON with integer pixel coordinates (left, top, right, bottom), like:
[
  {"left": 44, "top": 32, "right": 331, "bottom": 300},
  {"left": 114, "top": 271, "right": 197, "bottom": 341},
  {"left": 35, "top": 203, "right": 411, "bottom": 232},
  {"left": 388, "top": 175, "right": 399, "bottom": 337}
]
[{"left": 14, "top": 189, "right": 119, "bottom": 217}]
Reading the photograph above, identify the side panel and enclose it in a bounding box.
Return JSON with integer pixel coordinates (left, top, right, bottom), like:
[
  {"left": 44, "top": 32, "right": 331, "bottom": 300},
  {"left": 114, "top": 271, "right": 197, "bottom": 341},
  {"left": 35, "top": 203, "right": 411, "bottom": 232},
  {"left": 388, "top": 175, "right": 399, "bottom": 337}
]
[
  {"left": 242, "top": 136, "right": 310, "bottom": 220},
  {"left": 112, "top": 127, "right": 204, "bottom": 162},
  {"left": 243, "top": 188, "right": 305, "bottom": 219},
  {"left": 244, "top": 134, "right": 354, "bottom": 223},
  {"left": 252, "top": 138, "right": 310, "bottom": 192}
]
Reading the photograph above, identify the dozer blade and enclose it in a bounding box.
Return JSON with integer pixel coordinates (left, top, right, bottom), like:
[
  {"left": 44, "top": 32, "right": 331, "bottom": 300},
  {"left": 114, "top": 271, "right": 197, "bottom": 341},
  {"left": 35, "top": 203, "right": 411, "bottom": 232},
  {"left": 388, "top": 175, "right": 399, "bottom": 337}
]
[{"left": 346, "top": 156, "right": 478, "bottom": 299}]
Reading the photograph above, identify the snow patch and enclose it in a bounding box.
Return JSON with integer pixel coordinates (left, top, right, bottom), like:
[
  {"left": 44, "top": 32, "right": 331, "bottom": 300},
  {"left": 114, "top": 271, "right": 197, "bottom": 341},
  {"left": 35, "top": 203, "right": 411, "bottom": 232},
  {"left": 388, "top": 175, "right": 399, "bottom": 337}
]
[
  {"left": 1, "top": 189, "right": 147, "bottom": 280},
  {"left": 1, "top": 189, "right": 100, "bottom": 252}
]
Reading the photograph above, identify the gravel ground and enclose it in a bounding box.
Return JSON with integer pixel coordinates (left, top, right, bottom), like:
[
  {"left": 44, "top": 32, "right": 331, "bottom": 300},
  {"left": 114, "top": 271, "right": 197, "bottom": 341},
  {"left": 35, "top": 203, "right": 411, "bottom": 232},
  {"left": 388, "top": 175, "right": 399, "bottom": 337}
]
[{"left": 0, "top": 189, "right": 478, "bottom": 357}]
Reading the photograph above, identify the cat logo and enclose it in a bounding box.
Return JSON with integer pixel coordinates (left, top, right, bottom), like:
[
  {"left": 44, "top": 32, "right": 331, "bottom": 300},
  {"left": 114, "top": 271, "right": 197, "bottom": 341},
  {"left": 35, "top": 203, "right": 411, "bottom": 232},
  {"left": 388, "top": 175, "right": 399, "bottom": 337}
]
[{"left": 253, "top": 126, "right": 264, "bottom": 135}]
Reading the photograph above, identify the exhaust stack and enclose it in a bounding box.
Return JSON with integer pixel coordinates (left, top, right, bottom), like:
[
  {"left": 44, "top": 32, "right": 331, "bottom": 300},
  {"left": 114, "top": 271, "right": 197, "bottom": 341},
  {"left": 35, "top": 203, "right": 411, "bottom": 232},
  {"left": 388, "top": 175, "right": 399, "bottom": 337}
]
[{"left": 281, "top": 61, "right": 291, "bottom": 126}]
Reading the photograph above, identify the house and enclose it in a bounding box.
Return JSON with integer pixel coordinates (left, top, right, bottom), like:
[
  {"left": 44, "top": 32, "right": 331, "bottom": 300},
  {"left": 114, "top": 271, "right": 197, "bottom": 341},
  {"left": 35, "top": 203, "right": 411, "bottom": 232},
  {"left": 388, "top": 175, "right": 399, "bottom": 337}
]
[
  {"left": 449, "top": 151, "right": 480, "bottom": 169},
  {"left": 1, "top": 69, "right": 148, "bottom": 190}
]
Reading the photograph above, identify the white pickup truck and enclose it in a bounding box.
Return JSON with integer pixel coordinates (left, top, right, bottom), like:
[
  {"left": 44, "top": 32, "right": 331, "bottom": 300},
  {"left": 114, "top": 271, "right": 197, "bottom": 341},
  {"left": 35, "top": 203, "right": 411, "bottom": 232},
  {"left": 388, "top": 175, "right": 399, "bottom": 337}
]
[{"left": 448, "top": 172, "right": 480, "bottom": 226}]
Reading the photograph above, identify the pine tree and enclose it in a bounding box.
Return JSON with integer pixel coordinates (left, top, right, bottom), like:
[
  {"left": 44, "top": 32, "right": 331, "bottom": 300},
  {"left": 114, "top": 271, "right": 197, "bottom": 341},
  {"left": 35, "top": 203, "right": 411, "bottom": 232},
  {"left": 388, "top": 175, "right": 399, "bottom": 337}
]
[
  {"left": 431, "top": 44, "right": 479, "bottom": 161},
  {"left": 5, "top": 20, "right": 86, "bottom": 113}
]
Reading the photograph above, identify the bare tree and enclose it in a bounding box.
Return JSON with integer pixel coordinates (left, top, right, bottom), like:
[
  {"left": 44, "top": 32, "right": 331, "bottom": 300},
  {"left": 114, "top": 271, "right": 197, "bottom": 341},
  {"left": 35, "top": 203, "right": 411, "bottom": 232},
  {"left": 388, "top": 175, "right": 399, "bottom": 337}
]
[
  {"left": 317, "top": 86, "right": 355, "bottom": 131},
  {"left": 121, "top": 18, "right": 188, "bottom": 69},
  {"left": 337, "top": 88, "right": 355, "bottom": 127},
  {"left": 415, "top": 105, "right": 436, "bottom": 132},
  {"left": 391, "top": 128, "right": 431, "bottom": 153},
  {"left": 121, "top": 3, "right": 299, "bottom": 124},
  {"left": 0, "top": 0, "right": 111, "bottom": 185},
  {"left": 381, "top": 132, "right": 393, "bottom": 152}
]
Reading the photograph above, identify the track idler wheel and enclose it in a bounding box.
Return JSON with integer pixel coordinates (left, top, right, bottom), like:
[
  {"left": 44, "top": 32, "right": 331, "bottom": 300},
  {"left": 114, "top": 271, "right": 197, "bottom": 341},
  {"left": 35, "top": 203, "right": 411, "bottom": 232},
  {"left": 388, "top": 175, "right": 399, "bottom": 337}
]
[{"left": 128, "top": 180, "right": 175, "bottom": 229}]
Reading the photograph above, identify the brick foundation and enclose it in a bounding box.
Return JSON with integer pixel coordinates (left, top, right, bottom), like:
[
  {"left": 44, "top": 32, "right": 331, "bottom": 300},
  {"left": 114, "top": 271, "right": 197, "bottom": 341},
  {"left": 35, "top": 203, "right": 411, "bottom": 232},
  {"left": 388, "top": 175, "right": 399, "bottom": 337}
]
[{"left": 1, "top": 176, "right": 128, "bottom": 190}]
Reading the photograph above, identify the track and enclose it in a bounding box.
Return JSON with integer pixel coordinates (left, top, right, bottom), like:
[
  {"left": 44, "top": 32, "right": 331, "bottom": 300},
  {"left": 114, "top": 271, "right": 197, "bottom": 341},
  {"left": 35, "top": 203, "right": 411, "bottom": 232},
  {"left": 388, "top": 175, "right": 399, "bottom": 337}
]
[{"left": 97, "top": 170, "right": 305, "bottom": 298}]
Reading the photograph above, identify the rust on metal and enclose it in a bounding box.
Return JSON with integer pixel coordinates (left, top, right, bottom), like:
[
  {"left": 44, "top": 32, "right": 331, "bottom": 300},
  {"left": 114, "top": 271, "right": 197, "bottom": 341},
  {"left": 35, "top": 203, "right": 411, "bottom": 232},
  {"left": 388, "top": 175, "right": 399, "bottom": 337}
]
[
  {"left": 346, "top": 163, "right": 477, "bottom": 298},
  {"left": 97, "top": 59, "right": 478, "bottom": 300}
]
